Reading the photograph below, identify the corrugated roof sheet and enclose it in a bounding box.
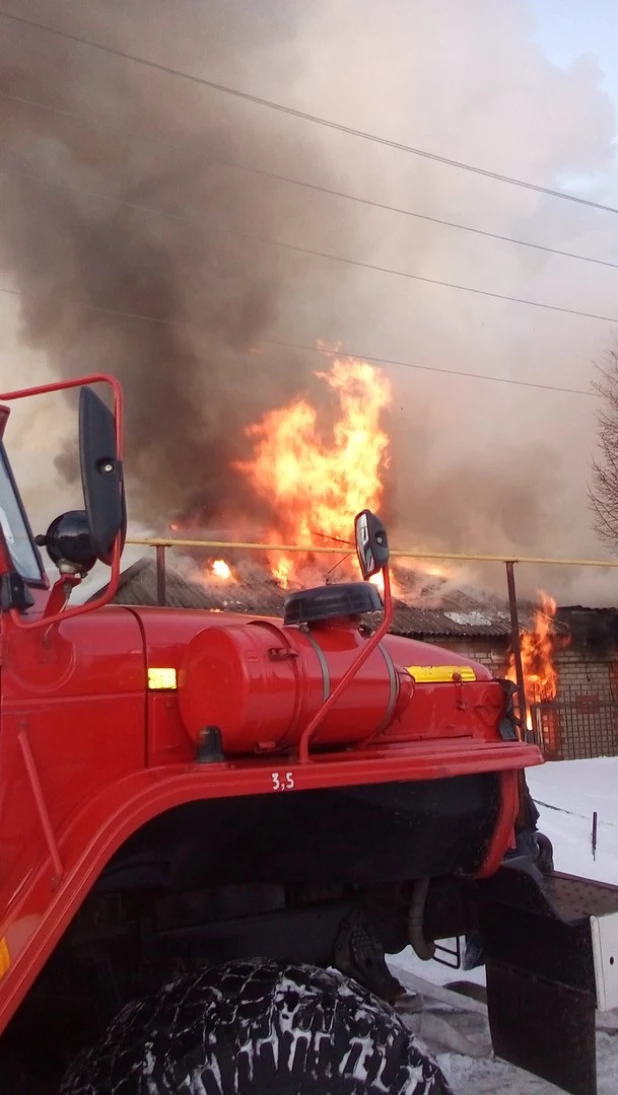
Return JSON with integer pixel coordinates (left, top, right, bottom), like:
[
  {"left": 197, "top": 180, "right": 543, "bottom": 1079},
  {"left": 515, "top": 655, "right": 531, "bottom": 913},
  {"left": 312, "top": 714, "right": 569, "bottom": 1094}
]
[{"left": 98, "top": 557, "right": 542, "bottom": 638}]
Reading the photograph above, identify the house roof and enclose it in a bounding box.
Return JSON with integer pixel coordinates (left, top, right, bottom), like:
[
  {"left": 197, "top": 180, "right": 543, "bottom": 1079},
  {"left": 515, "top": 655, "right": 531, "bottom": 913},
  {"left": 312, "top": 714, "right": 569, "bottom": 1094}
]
[
  {"left": 96, "top": 556, "right": 541, "bottom": 639},
  {"left": 555, "top": 605, "right": 618, "bottom": 652}
]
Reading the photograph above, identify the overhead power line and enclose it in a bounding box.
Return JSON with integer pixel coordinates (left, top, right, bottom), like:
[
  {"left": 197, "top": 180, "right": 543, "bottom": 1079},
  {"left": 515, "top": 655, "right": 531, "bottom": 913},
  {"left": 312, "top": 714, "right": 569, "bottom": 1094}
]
[
  {"left": 2, "top": 92, "right": 618, "bottom": 272},
  {"left": 3, "top": 161, "right": 618, "bottom": 326},
  {"left": 0, "top": 286, "right": 595, "bottom": 397},
  {"left": 2, "top": 7, "right": 618, "bottom": 216},
  {"left": 267, "top": 340, "right": 596, "bottom": 397}
]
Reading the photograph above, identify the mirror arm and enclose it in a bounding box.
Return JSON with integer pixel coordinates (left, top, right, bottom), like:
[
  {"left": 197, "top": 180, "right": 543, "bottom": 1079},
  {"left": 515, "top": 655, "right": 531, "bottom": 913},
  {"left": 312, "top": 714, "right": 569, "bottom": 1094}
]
[
  {"left": 9, "top": 537, "right": 122, "bottom": 633},
  {"left": 41, "top": 574, "right": 82, "bottom": 621},
  {"left": 297, "top": 565, "right": 394, "bottom": 763}
]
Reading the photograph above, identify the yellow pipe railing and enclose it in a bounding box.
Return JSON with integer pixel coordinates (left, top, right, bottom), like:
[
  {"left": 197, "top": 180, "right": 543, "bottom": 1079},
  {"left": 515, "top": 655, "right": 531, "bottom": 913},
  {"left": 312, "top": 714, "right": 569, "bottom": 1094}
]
[{"left": 126, "top": 536, "right": 618, "bottom": 569}]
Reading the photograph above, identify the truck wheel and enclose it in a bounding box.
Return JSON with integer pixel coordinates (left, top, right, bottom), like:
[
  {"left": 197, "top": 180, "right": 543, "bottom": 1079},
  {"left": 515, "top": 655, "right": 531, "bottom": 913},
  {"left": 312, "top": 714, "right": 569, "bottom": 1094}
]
[{"left": 60, "top": 958, "right": 452, "bottom": 1095}]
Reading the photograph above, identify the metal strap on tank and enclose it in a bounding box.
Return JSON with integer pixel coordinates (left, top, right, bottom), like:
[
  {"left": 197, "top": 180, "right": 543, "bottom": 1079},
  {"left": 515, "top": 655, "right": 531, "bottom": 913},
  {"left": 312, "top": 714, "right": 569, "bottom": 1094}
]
[
  {"left": 375, "top": 642, "right": 398, "bottom": 733},
  {"left": 305, "top": 633, "right": 330, "bottom": 701}
]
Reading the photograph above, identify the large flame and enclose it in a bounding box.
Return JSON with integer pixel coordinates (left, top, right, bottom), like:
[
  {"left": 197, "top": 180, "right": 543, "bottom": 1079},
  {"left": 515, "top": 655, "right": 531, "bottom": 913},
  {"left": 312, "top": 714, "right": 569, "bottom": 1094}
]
[
  {"left": 517, "top": 591, "right": 558, "bottom": 701},
  {"left": 237, "top": 357, "right": 391, "bottom": 586},
  {"left": 507, "top": 591, "right": 559, "bottom": 733}
]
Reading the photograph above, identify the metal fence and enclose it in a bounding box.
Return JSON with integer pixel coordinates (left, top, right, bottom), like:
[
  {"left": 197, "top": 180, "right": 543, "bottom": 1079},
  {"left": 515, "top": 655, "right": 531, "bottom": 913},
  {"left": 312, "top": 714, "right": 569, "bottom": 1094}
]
[{"left": 532, "top": 674, "right": 618, "bottom": 761}]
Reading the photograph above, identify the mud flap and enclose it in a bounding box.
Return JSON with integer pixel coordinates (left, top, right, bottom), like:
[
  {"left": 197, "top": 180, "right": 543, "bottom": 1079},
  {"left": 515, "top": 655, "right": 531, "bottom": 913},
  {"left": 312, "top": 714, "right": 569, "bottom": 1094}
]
[
  {"left": 477, "top": 867, "right": 618, "bottom": 1095},
  {"left": 485, "top": 958, "right": 595, "bottom": 1095}
]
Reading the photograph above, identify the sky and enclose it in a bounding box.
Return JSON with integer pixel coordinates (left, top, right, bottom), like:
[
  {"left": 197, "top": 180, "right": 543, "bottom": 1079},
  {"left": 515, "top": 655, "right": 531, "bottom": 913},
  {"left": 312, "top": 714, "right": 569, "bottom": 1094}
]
[
  {"left": 530, "top": 1, "right": 618, "bottom": 193},
  {"left": 531, "top": 1, "right": 618, "bottom": 109}
]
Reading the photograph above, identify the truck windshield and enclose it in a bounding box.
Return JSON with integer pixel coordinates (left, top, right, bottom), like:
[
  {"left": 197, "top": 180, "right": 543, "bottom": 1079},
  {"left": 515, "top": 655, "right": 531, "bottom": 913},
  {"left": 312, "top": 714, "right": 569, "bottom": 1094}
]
[{"left": 0, "top": 445, "right": 44, "bottom": 583}]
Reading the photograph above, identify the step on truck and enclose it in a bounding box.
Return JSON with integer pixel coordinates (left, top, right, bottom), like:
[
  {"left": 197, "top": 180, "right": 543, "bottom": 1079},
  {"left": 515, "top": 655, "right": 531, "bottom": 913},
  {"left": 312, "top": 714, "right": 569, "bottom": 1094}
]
[{"left": 0, "top": 374, "right": 617, "bottom": 1095}]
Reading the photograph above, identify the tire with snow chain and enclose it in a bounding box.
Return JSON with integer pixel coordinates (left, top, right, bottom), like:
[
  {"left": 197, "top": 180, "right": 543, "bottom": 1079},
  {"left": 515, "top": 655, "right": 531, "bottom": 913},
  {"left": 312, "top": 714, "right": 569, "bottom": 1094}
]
[{"left": 60, "top": 959, "right": 452, "bottom": 1095}]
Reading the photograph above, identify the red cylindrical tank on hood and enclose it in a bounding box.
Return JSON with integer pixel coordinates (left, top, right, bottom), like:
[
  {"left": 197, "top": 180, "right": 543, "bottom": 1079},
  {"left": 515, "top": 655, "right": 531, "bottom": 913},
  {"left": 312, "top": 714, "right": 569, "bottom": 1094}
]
[{"left": 178, "top": 615, "right": 413, "bottom": 754}]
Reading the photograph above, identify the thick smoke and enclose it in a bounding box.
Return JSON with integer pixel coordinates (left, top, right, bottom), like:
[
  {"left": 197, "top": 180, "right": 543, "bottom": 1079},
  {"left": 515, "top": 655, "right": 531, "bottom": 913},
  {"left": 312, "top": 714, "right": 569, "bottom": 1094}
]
[
  {"left": 1, "top": 1, "right": 617, "bottom": 603},
  {"left": 0, "top": 0, "right": 361, "bottom": 529}
]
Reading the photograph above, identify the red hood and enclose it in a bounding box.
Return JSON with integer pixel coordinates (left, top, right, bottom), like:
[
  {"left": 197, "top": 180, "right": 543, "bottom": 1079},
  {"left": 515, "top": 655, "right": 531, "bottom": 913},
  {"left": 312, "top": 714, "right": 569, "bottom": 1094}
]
[{"left": 121, "top": 604, "right": 493, "bottom": 681}]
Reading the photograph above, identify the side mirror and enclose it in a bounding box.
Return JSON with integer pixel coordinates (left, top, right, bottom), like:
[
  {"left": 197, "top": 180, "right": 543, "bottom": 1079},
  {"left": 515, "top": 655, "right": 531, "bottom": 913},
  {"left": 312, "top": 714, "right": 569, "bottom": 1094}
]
[
  {"left": 79, "top": 387, "right": 126, "bottom": 566},
  {"left": 354, "top": 509, "right": 389, "bottom": 580}
]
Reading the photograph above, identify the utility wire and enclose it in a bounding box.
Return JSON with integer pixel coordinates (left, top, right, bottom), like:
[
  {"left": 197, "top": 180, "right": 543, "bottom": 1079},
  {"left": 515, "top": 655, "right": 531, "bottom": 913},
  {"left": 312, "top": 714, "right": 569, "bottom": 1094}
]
[
  {"left": 268, "top": 340, "right": 596, "bottom": 397},
  {"left": 1, "top": 7, "right": 618, "bottom": 216},
  {"left": 3, "top": 161, "right": 618, "bottom": 326},
  {"left": 0, "top": 286, "right": 595, "bottom": 396},
  {"left": 2, "top": 91, "right": 618, "bottom": 273}
]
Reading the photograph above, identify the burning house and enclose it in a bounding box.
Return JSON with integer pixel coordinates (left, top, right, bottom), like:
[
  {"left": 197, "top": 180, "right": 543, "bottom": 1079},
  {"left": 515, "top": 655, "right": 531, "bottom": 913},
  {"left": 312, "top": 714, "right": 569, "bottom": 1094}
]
[
  {"left": 102, "top": 552, "right": 618, "bottom": 763},
  {"left": 95, "top": 355, "right": 618, "bottom": 763}
]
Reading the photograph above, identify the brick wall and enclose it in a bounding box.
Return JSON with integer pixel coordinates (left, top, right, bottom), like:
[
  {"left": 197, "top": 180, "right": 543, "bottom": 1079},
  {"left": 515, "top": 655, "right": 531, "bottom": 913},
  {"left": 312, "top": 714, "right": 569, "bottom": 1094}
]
[
  {"left": 548, "top": 651, "right": 618, "bottom": 760},
  {"left": 433, "top": 637, "right": 509, "bottom": 678}
]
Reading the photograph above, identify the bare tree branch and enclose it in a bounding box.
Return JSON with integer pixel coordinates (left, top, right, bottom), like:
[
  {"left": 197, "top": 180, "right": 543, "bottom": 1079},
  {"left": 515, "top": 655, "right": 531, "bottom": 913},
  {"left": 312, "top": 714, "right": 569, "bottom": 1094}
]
[{"left": 589, "top": 350, "right": 618, "bottom": 548}]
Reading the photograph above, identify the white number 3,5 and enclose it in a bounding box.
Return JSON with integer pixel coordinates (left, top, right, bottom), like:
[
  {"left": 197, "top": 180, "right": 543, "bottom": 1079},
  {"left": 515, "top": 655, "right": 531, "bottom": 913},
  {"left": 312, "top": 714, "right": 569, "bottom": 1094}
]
[{"left": 271, "top": 771, "right": 295, "bottom": 792}]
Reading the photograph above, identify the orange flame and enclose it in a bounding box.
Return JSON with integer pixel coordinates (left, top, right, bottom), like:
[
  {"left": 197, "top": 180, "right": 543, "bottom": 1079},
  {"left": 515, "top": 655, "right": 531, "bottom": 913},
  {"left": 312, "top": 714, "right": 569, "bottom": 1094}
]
[
  {"left": 426, "top": 565, "right": 445, "bottom": 579},
  {"left": 210, "top": 559, "right": 232, "bottom": 581},
  {"left": 271, "top": 557, "right": 293, "bottom": 588},
  {"left": 520, "top": 591, "right": 558, "bottom": 700},
  {"left": 507, "top": 591, "right": 559, "bottom": 733},
  {"left": 237, "top": 357, "right": 391, "bottom": 587}
]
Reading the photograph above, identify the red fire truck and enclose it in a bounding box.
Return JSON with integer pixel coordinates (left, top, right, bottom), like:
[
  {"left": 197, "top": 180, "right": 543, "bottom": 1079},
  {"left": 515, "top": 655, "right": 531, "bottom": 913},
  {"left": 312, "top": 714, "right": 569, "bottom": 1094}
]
[{"left": 0, "top": 374, "right": 617, "bottom": 1095}]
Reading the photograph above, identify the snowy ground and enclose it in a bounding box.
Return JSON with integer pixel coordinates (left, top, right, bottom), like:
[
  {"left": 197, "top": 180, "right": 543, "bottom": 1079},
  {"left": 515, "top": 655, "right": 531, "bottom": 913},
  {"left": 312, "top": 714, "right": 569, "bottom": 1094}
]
[
  {"left": 389, "top": 757, "right": 618, "bottom": 1094},
  {"left": 528, "top": 758, "right": 618, "bottom": 884}
]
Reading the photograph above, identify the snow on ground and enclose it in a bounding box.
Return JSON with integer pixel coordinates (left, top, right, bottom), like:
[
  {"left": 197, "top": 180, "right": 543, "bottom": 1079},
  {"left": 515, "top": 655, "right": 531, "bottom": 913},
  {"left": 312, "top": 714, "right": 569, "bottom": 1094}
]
[
  {"left": 529, "top": 757, "right": 618, "bottom": 883},
  {"left": 388, "top": 758, "right": 618, "bottom": 1094},
  {"left": 440, "top": 1033, "right": 617, "bottom": 1095}
]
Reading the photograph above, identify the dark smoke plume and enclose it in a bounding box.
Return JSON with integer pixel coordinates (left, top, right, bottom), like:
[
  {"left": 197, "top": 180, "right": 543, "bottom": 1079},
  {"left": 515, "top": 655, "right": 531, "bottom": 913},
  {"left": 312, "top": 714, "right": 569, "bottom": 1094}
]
[
  {"left": 0, "top": 0, "right": 360, "bottom": 528},
  {"left": 2, "top": 0, "right": 617, "bottom": 609}
]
